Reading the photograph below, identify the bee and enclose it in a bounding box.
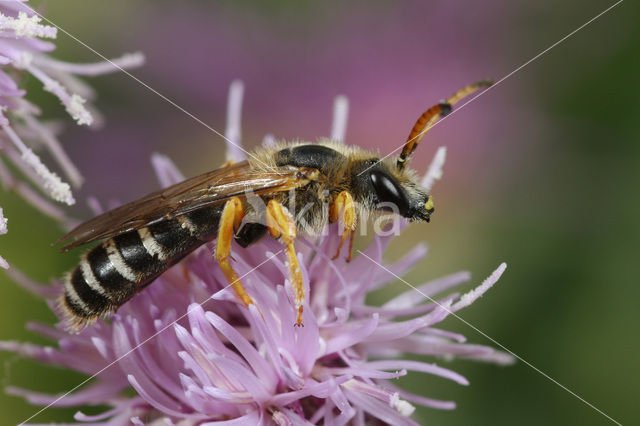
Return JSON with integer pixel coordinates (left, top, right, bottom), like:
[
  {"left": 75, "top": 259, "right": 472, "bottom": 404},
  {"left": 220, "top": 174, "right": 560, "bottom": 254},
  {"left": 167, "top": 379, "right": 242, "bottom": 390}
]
[{"left": 57, "top": 80, "right": 491, "bottom": 332}]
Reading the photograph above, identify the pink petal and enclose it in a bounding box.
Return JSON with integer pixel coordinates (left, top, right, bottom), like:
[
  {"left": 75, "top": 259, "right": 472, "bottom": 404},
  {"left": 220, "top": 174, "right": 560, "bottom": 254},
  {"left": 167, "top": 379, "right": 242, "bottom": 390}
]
[
  {"left": 379, "top": 381, "right": 456, "bottom": 410},
  {"left": 205, "top": 309, "right": 278, "bottom": 389},
  {"left": 127, "top": 374, "right": 204, "bottom": 419},
  {"left": 365, "top": 360, "right": 468, "bottom": 385},
  {"left": 6, "top": 380, "right": 125, "bottom": 407},
  {"left": 151, "top": 153, "right": 185, "bottom": 188},
  {"left": 324, "top": 314, "right": 379, "bottom": 354},
  {"left": 383, "top": 271, "right": 471, "bottom": 309},
  {"left": 270, "top": 376, "right": 350, "bottom": 407},
  {"left": 199, "top": 410, "right": 262, "bottom": 425},
  {"left": 452, "top": 263, "right": 507, "bottom": 311},
  {"left": 343, "top": 389, "right": 418, "bottom": 426},
  {"left": 364, "top": 302, "right": 452, "bottom": 342}
]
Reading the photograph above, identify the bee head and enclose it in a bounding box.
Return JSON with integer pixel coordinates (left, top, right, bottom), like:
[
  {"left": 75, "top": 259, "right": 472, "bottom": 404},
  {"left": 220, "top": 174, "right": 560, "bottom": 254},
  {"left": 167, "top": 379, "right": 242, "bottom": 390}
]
[{"left": 353, "top": 159, "right": 434, "bottom": 222}]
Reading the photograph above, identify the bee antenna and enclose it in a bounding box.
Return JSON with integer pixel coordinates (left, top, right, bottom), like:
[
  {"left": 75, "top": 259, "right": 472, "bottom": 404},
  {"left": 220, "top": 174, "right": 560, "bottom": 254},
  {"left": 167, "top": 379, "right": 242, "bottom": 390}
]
[{"left": 397, "top": 79, "right": 493, "bottom": 170}]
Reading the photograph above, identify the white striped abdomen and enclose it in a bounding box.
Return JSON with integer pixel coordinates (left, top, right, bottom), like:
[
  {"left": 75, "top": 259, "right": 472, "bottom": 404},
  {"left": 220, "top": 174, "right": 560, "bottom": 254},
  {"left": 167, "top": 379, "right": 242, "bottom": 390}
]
[{"left": 60, "top": 207, "right": 222, "bottom": 331}]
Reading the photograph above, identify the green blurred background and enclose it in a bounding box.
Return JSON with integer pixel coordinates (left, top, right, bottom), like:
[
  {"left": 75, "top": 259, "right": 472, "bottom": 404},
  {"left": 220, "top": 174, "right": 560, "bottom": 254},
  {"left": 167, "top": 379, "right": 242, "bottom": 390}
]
[{"left": 1, "top": 0, "right": 638, "bottom": 424}]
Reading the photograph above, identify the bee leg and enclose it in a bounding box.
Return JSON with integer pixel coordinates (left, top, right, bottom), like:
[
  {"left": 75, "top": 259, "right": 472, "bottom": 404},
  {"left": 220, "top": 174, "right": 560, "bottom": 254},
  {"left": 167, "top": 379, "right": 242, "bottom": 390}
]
[
  {"left": 220, "top": 160, "right": 236, "bottom": 168},
  {"left": 214, "top": 197, "right": 254, "bottom": 308},
  {"left": 266, "top": 200, "right": 305, "bottom": 326},
  {"left": 181, "top": 263, "right": 191, "bottom": 282},
  {"left": 329, "top": 190, "right": 357, "bottom": 262},
  {"left": 346, "top": 229, "right": 355, "bottom": 263}
]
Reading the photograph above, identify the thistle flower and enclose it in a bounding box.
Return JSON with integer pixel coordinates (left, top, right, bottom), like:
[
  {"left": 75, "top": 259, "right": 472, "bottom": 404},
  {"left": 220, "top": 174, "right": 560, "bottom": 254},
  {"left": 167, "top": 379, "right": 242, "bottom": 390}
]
[
  {"left": 0, "top": 207, "right": 8, "bottom": 269},
  {"left": 1, "top": 82, "right": 513, "bottom": 425},
  {"left": 0, "top": 0, "right": 143, "bottom": 267}
]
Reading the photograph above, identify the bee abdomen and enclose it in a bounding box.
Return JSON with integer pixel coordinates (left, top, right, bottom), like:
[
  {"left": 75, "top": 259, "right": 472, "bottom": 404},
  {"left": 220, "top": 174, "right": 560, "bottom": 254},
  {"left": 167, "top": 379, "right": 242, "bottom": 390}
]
[
  {"left": 59, "top": 209, "right": 224, "bottom": 331},
  {"left": 60, "top": 238, "right": 140, "bottom": 330}
]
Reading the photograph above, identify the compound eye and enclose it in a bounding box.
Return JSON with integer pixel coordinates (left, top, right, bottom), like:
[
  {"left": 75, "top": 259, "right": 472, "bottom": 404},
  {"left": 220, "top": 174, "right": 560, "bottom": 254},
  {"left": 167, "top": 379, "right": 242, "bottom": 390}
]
[{"left": 370, "top": 171, "right": 410, "bottom": 215}]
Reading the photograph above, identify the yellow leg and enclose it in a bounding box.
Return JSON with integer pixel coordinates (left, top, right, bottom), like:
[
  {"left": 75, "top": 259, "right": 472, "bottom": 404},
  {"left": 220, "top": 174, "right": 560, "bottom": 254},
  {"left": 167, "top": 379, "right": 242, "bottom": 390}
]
[
  {"left": 329, "top": 190, "right": 357, "bottom": 261},
  {"left": 266, "top": 199, "right": 305, "bottom": 326},
  {"left": 346, "top": 230, "right": 355, "bottom": 263},
  {"left": 214, "top": 197, "right": 253, "bottom": 307},
  {"left": 220, "top": 160, "right": 236, "bottom": 168}
]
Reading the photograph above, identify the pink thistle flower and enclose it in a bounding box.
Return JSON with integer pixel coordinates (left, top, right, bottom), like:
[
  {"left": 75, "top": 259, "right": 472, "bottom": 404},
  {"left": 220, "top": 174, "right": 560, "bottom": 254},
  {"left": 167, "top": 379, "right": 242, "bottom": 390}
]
[
  {"left": 0, "top": 0, "right": 144, "bottom": 268},
  {"left": 1, "top": 82, "right": 513, "bottom": 425},
  {"left": 0, "top": 207, "right": 8, "bottom": 269}
]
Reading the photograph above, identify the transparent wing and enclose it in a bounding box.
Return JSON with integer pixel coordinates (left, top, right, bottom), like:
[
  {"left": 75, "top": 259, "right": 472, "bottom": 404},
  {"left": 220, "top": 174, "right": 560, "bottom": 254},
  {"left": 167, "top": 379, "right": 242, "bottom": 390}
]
[{"left": 58, "top": 161, "right": 315, "bottom": 251}]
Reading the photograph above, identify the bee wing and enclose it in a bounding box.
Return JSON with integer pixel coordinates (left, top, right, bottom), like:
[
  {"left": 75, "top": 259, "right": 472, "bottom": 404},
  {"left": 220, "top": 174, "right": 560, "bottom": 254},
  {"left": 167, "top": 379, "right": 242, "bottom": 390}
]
[{"left": 58, "top": 161, "right": 315, "bottom": 251}]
